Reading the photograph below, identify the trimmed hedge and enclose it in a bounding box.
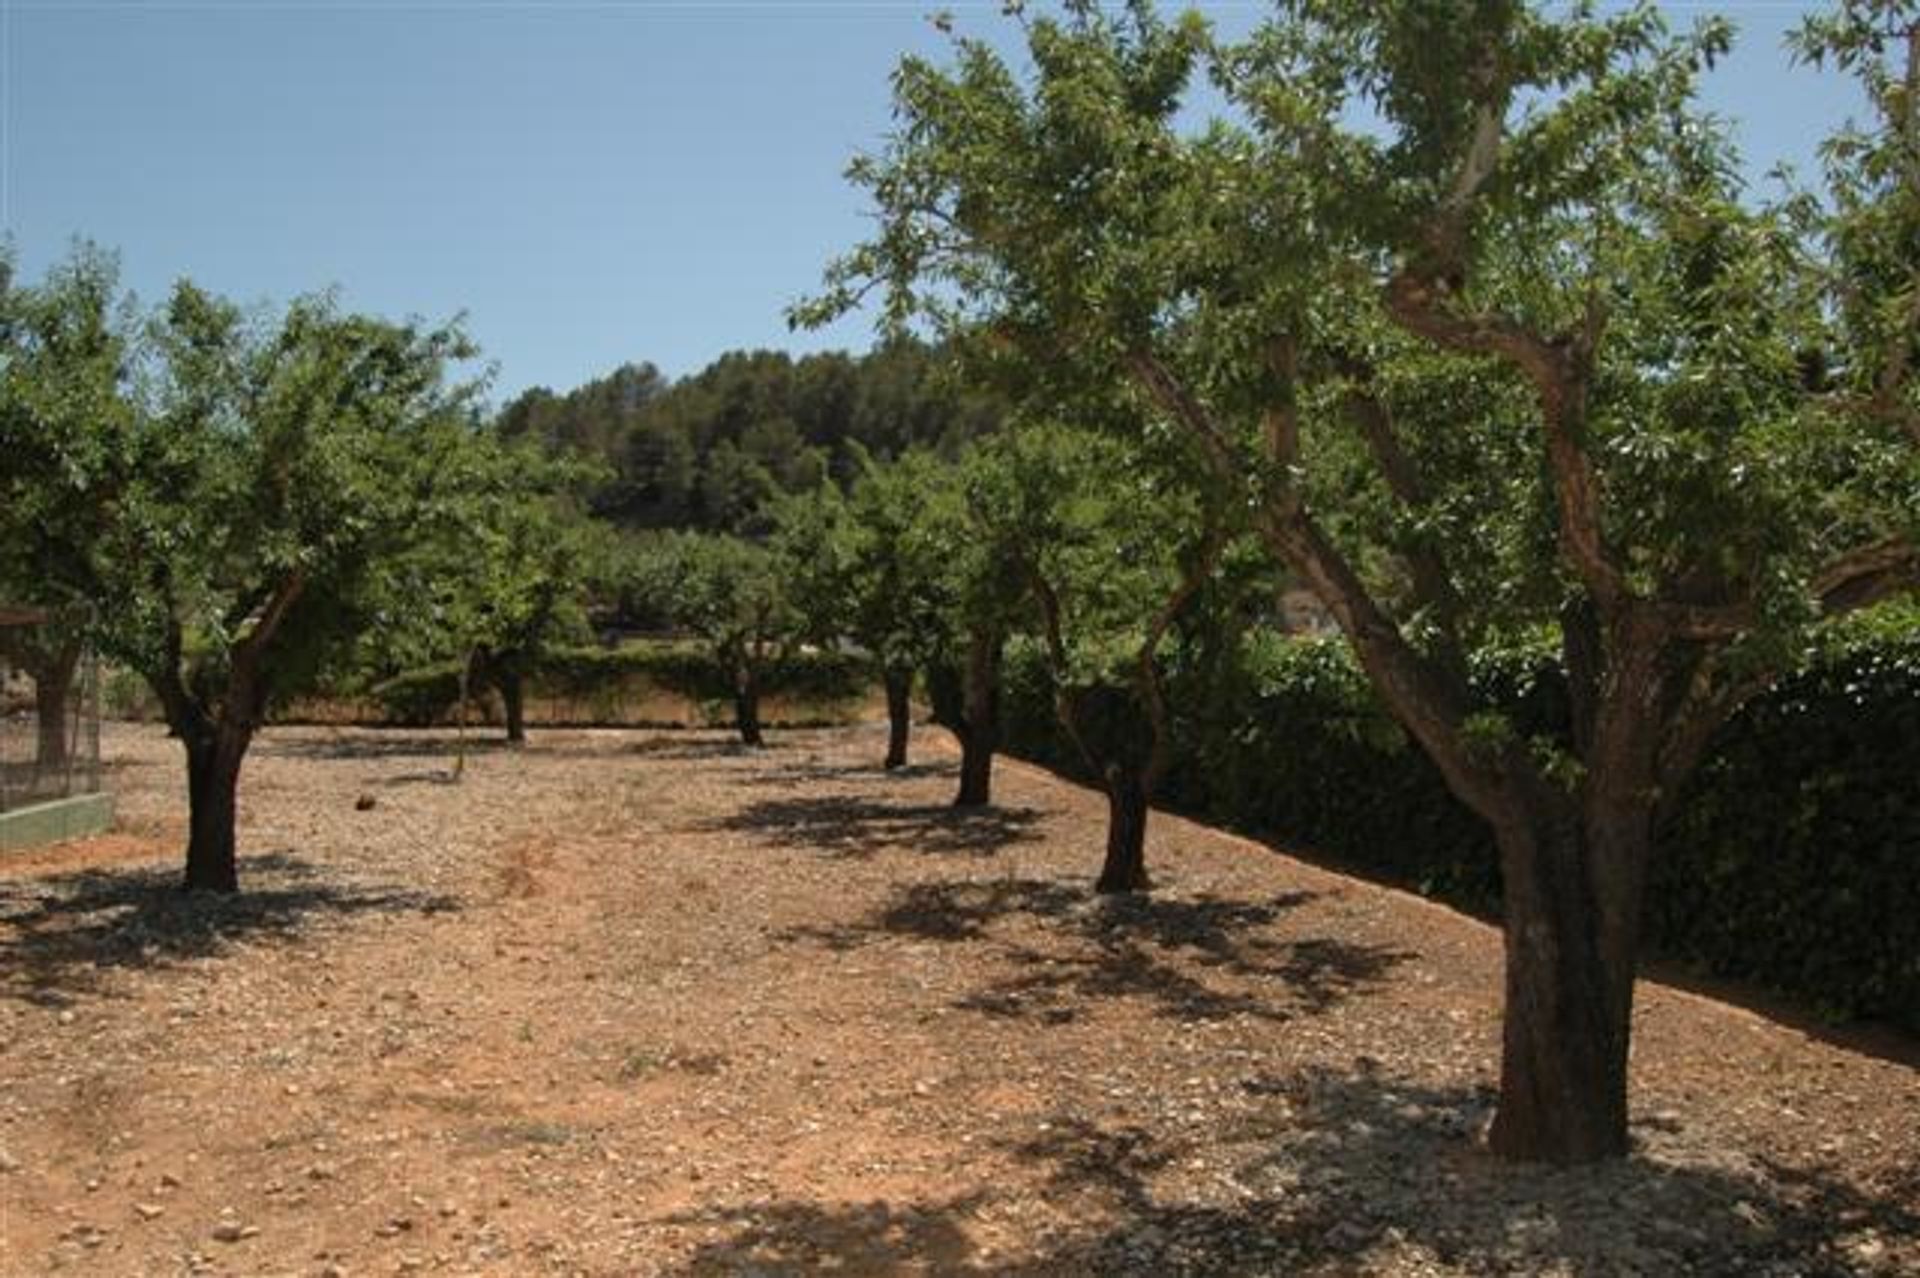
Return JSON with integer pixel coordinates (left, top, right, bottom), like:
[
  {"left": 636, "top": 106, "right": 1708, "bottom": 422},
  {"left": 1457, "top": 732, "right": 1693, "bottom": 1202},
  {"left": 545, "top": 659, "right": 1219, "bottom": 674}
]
[
  {"left": 366, "top": 641, "right": 876, "bottom": 728},
  {"left": 998, "top": 617, "right": 1920, "bottom": 1032}
]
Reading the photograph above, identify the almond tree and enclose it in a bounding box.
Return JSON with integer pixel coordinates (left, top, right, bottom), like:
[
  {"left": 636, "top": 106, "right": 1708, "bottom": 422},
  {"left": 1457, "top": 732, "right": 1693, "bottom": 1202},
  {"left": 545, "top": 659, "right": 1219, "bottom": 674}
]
[
  {"left": 838, "top": 447, "right": 967, "bottom": 769},
  {"left": 105, "top": 283, "right": 476, "bottom": 891},
  {"left": 358, "top": 429, "right": 602, "bottom": 751},
  {"left": 802, "top": 0, "right": 1919, "bottom": 1162},
  {"left": 625, "top": 531, "right": 799, "bottom": 746},
  {"left": 968, "top": 424, "right": 1225, "bottom": 891},
  {"left": 0, "top": 244, "right": 135, "bottom": 767}
]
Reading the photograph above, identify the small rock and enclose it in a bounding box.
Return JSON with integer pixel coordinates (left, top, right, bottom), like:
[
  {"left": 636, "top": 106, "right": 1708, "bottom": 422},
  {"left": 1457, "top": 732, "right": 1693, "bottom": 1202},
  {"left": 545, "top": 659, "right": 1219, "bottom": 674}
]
[
  {"left": 158, "top": 1173, "right": 182, "bottom": 1190},
  {"left": 58, "top": 1010, "right": 76, "bottom": 1025},
  {"left": 210, "top": 1222, "right": 247, "bottom": 1243},
  {"left": 0, "top": 1149, "right": 19, "bottom": 1174},
  {"left": 355, "top": 794, "right": 377, "bottom": 811},
  {"left": 134, "top": 1203, "right": 165, "bottom": 1221}
]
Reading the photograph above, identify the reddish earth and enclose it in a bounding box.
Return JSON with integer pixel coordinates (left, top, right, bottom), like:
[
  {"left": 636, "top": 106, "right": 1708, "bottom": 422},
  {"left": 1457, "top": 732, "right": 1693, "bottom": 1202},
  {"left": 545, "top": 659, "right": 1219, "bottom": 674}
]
[{"left": 1, "top": 722, "right": 1915, "bottom": 1276}]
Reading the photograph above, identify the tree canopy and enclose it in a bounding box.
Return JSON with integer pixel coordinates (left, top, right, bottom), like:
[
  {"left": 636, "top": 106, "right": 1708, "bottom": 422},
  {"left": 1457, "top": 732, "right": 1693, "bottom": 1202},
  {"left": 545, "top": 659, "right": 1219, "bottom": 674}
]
[{"left": 804, "top": 0, "right": 1920, "bottom": 1162}]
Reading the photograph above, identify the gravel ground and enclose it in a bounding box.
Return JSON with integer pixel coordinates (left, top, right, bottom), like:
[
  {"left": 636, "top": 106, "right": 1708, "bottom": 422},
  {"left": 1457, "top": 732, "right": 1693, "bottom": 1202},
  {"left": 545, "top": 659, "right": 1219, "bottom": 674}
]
[{"left": 0, "top": 721, "right": 1914, "bottom": 1277}]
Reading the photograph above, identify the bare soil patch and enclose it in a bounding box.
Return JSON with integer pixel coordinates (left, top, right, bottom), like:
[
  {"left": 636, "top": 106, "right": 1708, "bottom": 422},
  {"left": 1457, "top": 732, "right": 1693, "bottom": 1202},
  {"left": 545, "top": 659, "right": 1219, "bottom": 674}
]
[{"left": 1, "top": 722, "right": 1914, "bottom": 1276}]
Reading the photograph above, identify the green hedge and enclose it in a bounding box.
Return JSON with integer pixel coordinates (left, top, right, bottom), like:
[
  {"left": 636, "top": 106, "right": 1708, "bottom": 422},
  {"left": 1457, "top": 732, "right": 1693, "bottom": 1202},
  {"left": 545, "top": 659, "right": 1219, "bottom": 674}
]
[
  {"left": 367, "top": 642, "right": 876, "bottom": 728},
  {"left": 998, "top": 617, "right": 1920, "bottom": 1031}
]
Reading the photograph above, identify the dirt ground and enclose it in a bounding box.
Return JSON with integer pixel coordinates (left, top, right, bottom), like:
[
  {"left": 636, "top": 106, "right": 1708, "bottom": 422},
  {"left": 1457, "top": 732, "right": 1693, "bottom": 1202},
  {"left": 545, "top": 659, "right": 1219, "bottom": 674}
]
[{"left": 1, "top": 722, "right": 1915, "bottom": 1277}]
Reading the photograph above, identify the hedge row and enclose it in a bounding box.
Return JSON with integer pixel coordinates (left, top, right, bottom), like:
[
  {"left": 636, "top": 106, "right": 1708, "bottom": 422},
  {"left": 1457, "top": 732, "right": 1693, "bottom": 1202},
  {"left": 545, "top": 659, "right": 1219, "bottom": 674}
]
[
  {"left": 366, "top": 642, "right": 877, "bottom": 728},
  {"left": 998, "top": 614, "right": 1920, "bottom": 1031}
]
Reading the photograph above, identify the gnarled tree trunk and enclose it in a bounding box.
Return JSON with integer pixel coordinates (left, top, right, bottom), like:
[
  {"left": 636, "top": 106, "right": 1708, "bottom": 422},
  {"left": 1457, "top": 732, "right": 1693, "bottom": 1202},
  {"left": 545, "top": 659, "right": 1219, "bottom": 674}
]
[
  {"left": 499, "top": 666, "right": 527, "bottom": 746},
  {"left": 953, "top": 629, "right": 999, "bottom": 807},
  {"left": 1094, "top": 765, "right": 1151, "bottom": 894},
  {"left": 182, "top": 722, "right": 253, "bottom": 894},
  {"left": 1485, "top": 782, "right": 1652, "bottom": 1163},
  {"left": 734, "top": 665, "right": 765, "bottom": 747},
  {"left": 883, "top": 667, "right": 913, "bottom": 769}
]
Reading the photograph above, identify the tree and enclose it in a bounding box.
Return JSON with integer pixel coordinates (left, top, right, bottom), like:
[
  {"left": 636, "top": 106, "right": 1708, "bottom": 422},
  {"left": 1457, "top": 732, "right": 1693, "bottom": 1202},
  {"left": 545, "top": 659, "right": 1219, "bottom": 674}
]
[
  {"left": 972, "top": 424, "right": 1225, "bottom": 892},
  {"left": 625, "top": 532, "right": 799, "bottom": 746},
  {"left": 804, "top": 0, "right": 1919, "bottom": 1162},
  {"left": 488, "top": 341, "right": 1002, "bottom": 532},
  {"left": 834, "top": 446, "right": 966, "bottom": 769},
  {"left": 919, "top": 441, "right": 1046, "bottom": 808},
  {"left": 357, "top": 429, "right": 602, "bottom": 750},
  {"left": 92, "top": 282, "right": 476, "bottom": 891},
  {"left": 0, "top": 244, "right": 136, "bottom": 768}
]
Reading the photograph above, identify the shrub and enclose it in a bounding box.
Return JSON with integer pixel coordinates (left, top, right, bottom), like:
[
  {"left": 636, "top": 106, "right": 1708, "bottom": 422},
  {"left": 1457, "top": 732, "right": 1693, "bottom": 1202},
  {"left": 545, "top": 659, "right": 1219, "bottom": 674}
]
[
  {"left": 999, "top": 611, "right": 1920, "bottom": 1030},
  {"left": 363, "top": 641, "right": 876, "bottom": 729}
]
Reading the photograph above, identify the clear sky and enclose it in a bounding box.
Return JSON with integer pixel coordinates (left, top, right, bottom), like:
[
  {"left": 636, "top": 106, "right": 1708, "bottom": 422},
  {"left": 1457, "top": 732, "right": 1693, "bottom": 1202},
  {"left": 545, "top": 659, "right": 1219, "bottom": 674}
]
[{"left": 1, "top": 1, "right": 1869, "bottom": 407}]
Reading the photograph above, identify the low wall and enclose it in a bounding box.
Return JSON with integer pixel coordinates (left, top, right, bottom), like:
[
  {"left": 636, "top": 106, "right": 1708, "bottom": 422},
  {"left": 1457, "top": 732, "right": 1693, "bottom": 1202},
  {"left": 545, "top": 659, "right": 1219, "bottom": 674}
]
[{"left": 0, "top": 792, "right": 115, "bottom": 852}]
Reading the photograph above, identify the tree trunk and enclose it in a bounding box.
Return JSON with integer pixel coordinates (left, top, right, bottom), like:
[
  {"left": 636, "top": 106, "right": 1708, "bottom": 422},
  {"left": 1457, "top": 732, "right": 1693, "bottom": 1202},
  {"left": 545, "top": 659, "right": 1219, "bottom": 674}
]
[
  {"left": 500, "top": 667, "right": 527, "bottom": 746},
  {"left": 1094, "top": 765, "right": 1151, "bottom": 894},
  {"left": 883, "top": 668, "right": 912, "bottom": 769},
  {"left": 952, "top": 630, "right": 999, "bottom": 807},
  {"left": 32, "top": 643, "right": 79, "bottom": 770},
  {"left": 182, "top": 724, "right": 252, "bottom": 894},
  {"left": 734, "top": 667, "right": 765, "bottom": 747},
  {"left": 454, "top": 648, "right": 474, "bottom": 779},
  {"left": 1486, "top": 794, "right": 1650, "bottom": 1164}
]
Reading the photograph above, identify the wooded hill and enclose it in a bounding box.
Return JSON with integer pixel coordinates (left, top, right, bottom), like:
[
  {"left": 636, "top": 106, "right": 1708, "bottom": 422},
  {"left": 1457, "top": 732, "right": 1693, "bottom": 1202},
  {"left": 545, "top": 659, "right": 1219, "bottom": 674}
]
[{"left": 493, "top": 340, "right": 1003, "bottom": 531}]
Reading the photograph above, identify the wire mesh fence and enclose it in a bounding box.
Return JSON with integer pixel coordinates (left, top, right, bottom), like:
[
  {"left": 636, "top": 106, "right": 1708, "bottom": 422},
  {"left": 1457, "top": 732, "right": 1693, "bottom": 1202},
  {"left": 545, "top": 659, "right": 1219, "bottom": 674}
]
[{"left": 0, "top": 605, "right": 103, "bottom": 814}]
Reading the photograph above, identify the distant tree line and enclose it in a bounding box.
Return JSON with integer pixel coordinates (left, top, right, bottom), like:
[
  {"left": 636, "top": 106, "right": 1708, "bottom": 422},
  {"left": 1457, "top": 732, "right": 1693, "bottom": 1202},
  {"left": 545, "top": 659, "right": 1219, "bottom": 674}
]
[{"left": 494, "top": 342, "right": 1003, "bottom": 531}]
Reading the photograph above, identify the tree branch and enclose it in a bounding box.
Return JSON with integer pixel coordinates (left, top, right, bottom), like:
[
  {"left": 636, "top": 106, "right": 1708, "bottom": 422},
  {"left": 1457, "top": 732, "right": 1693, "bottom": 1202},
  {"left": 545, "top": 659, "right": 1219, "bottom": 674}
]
[
  {"left": 1385, "top": 272, "right": 1627, "bottom": 610},
  {"left": 1134, "top": 512, "right": 1228, "bottom": 796},
  {"left": 1125, "top": 349, "right": 1244, "bottom": 485},
  {"left": 1813, "top": 536, "right": 1920, "bottom": 614},
  {"left": 1120, "top": 347, "right": 1526, "bottom": 822},
  {"left": 1023, "top": 562, "right": 1102, "bottom": 781},
  {"left": 1337, "top": 369, "right": 1470, "bottom": 638}
]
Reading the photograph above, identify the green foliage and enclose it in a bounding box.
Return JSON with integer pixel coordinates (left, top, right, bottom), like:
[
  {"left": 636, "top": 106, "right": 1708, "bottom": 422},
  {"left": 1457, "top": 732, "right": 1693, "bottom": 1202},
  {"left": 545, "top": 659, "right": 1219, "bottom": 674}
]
[
  {"left": 619, "top": 532, "right": 796, "bottom": 669},
  {"left": 367, "top": 641, "right": 873, "bottom": 727},
  {"left": 1654, "top": 604, "right": 1920, "bottom": 1024},
  {"left": 494, "top": 339, "right": 1002, "bottom": 532},
  {"left": 349, "top": 425, "right": 604, "bottom": 691},
  {"left": 0, "top": 241, "right": 138, "bottom": 620},
  {"left": 964, "top": 421, "right": 1229, "bottom": 776},
  {"left": 836, "top": 446, "right": 967, "bottom": 674},
  {"left": 2, "top": 256, "right": 483, "bottom": 729},
  {"left": 1000, "top": 616, "right": 1920, "bottom": 1030}
]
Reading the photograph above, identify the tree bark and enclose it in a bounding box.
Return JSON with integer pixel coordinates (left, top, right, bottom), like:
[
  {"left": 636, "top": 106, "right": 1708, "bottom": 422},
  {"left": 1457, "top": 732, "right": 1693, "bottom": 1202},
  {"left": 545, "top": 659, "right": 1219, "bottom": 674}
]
[
  {"left": 1485, "top": 790, "right": 1650, "bottom": 1164},
  {"left": 952, "top": 629, "right": 999, "bottom": 807},
  {"left": 182, "top": 723, "right": 252, "bottom": 894},
  {"left": 32, "top": 641, "right": 80, "bottom": 770},
  {"left": 499, "top": 666, "right": 527, "bottom": 746},
  {"left": 883, "top": 668, "right": 912, "bottom": 769},
  {"left": 734, "top": 666, "right": 765, "bottom": 747},
  {"left": 1094, "top": 766, "right": 1151, "bottom": 894}
]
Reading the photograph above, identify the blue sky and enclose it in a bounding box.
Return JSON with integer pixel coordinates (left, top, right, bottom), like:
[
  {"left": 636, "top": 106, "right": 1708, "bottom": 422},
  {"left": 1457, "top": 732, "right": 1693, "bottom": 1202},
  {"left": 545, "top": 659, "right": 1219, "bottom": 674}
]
[{"left": 2, "top": 1, "right": 1868, "bottom": 407}]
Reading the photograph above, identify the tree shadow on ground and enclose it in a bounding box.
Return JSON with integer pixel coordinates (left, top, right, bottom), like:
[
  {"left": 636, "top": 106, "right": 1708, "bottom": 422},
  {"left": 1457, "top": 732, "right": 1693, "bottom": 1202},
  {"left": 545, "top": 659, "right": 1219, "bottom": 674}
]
[
  {"left": 258, "top": 733, "right": 510, "bottom": 762},
  {"left": 0, "top": 852, "right": 458, "bottom": 1007},
  {"left": 659, "top": 1068, "right": 1919, "bottom": 1276},
  {"left": 708, "top": 795, "right": 1046, "bottom": 860},
  {"left": 622, "top": 736, "right": 765, "bottom": 761},
  {"left": 782, "top": 878, "right": 1410, "bottom": 1026},
  {"left": 662, "top": 1195, "right": 990, "bottom": 1276},
  {"left": 745, "top": 752, "right": 952, "bottom": 784}
]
